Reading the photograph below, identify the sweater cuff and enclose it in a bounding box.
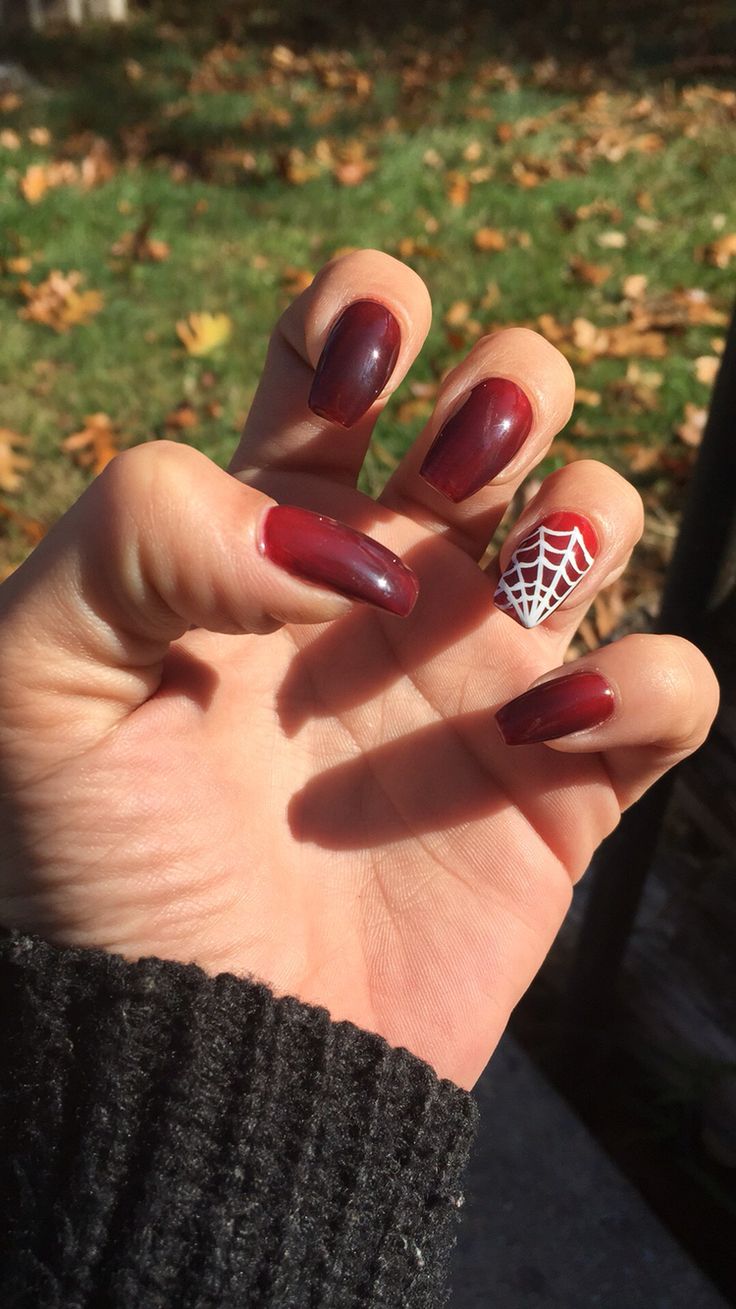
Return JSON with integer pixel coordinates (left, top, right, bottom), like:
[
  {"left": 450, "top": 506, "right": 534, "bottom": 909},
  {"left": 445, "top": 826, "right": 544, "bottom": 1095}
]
[{"left": 0, "top": 930, "right": 478, "bottom": 1308}]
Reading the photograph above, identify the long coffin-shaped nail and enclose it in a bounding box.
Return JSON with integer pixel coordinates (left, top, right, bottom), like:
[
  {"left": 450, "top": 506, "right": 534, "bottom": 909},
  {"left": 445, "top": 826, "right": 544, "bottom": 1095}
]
[
  {"left": 496, "top": 671, "right": 615, "bottom": 745},
  {"left": 259, "top": 505, "right": 418, "bottom": 616},
  {"left": 494, "top": 512, "right": 598, "bottom": 629},
  {"left": 419, "top": 377, "right": 533, "bottom": 502},
  {"left": 308, "top": 300, "right": 401, "bottom": 428}
]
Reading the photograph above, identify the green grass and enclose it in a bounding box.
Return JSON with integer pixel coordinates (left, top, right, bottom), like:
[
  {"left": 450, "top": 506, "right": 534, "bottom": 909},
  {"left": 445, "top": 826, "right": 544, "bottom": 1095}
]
[{"left": 1, "top": 3, "right": 735, "bottom": 575}]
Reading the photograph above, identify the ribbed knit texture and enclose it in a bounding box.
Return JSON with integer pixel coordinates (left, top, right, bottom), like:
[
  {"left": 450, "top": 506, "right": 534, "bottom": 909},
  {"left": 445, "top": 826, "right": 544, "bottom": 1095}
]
[{"left": 0, "top": 930, "right": 478, "bottom": 1308}]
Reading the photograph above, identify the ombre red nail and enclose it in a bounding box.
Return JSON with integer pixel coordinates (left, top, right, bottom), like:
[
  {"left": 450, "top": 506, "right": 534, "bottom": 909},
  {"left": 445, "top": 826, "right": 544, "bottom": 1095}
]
[
  {"left": 494, "top": 512, "right": 598, "bottom": 629},
  {"left": 259, "top": 505, "right": 418, "bottom": 617},
  {"left": 496, "top": 671, "right": 615, "bottom": 746},
  {"left": 308, "top": 300, "right": 401, "bottom": 428},
  {"left": 419, "top": 377, "right": 533, "bottom": 502}
]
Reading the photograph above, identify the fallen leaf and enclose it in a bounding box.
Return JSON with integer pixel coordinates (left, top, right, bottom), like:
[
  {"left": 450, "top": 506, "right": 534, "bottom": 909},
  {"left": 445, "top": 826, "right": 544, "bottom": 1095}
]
[
  {"left": 0, "top": 499, "right": 46, "bottom": 543},
  {"left": 20, "top": 164, "right": 51, "bottom": 204},
  {"left": 111, "top": 219, "right": 170, "bottom": 263},
  {"left": 0, "top": 129, "right": 21, "bottom": 150},
  {"left": 622, "top": 273, "right": 648, "bottom": 299},
  {"left": 623, "top": 443, "right": 662, "bottom": 472},
  {"left": 473, "top": 227, "right": 506, "bottom": 252},
  {"left": 5, "top": 255, "right": 32, "bottom": 274},
  {"left": 176, "top": 311, "right": 232, "bottom": 356},
  {"left": 575, "top": 387, "right": 602, "bottom": 406},
  {"left": 569, "top": 256, "right": 611, "bottom": 286},
  {"left": 694, "top": 355, "right": 720, "bottom": 385},
  {"left": 676, "top": 403, "right": 707, "bottom": 448},
  {"left": 446, "top": 172, "right": 471, "bottom": 207},
  {"left": 597, "top": 230, "right": 627, "bottom": 249},
  {"left": 700, "top": 233, "right": 736, "bottom": 268},
  {"left": 281, "top": 267, "right": 314, "bottom": 296},
  {"left": 19, "top": 271, "right": 104, "bottom": 332},
  {"left": 395, "top": 397, "right": 434, "bottom": 424},
  {"left": 61, "top": 413, "right": 121, "bottom": 474},
  {"left": 28, "top": 126, "right": 51, "bottom": 146},
  {"left": 164, "top": 403, "right": 199, "bottom": 433},
  {"left": 444, "top": 300, "right": 471, "bottom": 327},
  {"left": 0, "top": 430, "right": 32, "bottom": 493}
]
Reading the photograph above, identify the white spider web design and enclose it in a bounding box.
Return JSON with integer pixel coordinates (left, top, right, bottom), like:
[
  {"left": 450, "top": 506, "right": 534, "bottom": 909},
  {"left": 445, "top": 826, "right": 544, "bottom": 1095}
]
[{"left": 495, "top": 524, "right": 595, "bottom": 628}]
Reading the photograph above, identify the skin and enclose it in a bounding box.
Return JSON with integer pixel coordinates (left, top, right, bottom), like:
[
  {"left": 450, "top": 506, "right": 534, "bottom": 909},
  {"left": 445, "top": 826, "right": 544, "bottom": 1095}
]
[{"left": 0, "top": 251, "right": 719, "bottom": 1090}]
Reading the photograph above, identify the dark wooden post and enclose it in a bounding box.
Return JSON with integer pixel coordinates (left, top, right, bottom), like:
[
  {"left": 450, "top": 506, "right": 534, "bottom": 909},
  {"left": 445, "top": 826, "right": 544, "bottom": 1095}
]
[{"left": 563, "top": 303, "right": 736, "bottom": 1046}]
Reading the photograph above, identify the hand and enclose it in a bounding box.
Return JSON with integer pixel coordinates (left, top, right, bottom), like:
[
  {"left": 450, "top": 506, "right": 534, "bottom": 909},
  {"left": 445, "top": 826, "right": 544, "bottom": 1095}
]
[{"left": 0, "top": 251, "right": 718, "bottom": 1089}]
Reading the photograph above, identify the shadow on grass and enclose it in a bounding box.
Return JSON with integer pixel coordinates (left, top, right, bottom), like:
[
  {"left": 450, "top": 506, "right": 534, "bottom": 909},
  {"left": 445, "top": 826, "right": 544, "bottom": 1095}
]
[{"left": 2, "top": 0, "right": 735, "bottom": 170}]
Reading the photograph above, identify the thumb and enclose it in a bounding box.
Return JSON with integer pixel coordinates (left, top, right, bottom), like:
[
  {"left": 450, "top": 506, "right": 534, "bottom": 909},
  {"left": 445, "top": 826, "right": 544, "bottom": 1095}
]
[{"left": 0, "top": 442, "right": 417, "bottom": 737}]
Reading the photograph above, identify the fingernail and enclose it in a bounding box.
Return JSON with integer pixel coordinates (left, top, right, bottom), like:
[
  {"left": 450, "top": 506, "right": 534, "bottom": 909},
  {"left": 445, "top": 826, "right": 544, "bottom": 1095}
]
[
  {"left": 308, "top": 300, "right": 401, "bottom": 428},
  {"left": 496, "top": 671, "right": 615, "bottom": 745},
  {"left": 419, "top": 377, "right": 533, "bottom": 502},
  {"left": 494, "top": 512, "right": 598, "bottom": 629},
  {"left": 258, "top": 505, "right": 419, "bottom": 617}
]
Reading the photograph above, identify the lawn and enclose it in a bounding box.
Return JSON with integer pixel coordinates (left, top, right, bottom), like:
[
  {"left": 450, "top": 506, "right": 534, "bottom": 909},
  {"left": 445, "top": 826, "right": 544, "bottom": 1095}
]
[{"left": 1, "top": 0, "right": 735, "bottom": 644}]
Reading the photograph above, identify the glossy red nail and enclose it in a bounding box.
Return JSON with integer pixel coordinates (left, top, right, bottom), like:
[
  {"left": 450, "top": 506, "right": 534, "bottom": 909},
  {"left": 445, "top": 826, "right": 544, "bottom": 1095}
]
[
  {"left": 259, "top": 505, "right": 418, "bottom": 616},
  {"left": 496, "top": 671, "right": 615, "bottom": 745},
  {"left": 308, "top": 300, "right": 401, "bottom": 428},
  {"left": 494, "top": 512, "right": 598, "bottom": 629},
  {"left": 419, "top": 377, "right": 533, "bottom": 502}
]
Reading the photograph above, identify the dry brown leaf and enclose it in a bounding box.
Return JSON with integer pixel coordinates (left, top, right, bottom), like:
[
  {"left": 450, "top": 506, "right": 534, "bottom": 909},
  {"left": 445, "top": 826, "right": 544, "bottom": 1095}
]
[
  {"left": 0, "top": 129, "right": 21, "bottom": 151},
  {"left": 5, "top": 255, "right": 33, "bottom": 274},
  {"left": 20, "top": 164, "right": 51, "bottom": 205},
  {"left": 623, "top": 443, "right": 662, "bottom": 473},
  {"left": 597, "top": 230, "right": 627, "bottom": 249},
  {"left": 19, "top": 271, "right": 104, "bottom": 332},
  {"left": 176, "top": 312, "right": 232, "bottom": 356},
  {"left": 700, "top": 233, "right": 736, "bottom": 268},
  {"left": 281, "top": 267, "right": 314, "bottom": 297},
  {"left": 395, "top": 397, "right": 434, "bottom": 424},
  {"left": 676, "top": 403, "right": 707, "bottom": 448},
  {"left": 28, "top": 126, "right": 51, "bottom": 147},
  {"left": 473, "top": 227, "right": 506, "bottom": 252},
  {"left": 164, "top": 403, "right": 199, "bottom": 433},
  {"left": 334, "top": 158, "right": 373, "bottom": 186},
  {"left": 622, "top": 273, "right": 648, "bottom": 299},
  {"left": 0, "top": 499, "right": 46, "bottom": 543},
  {"left": 444, "top": 300, "right": 471, "bottom": 327},
  {"left": 694, "top": 355, "right": 720, "bottom": 385},
  {"left": 61, "top": 414, "right": 121, "bottom": 475},
  {"left": 0, "top": 430, "right": 32, "bottom": 493},
  {"left": 575, "top": 387, "right": 602, "bottom": 406},
  {"left": 569, "top": 256, "right": 611, "bottom": 286},
  {"left": 111, "top": 226, "right": 170, "bottom": 263},
  {"left": 446, "top": 172, "right": 471, "bottom": 207}
]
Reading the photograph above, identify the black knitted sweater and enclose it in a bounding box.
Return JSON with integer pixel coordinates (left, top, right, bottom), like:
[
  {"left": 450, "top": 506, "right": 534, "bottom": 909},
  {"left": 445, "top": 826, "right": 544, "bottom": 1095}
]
[{"left": 0, "top": 930, "right": 478, "bottom": 1308}]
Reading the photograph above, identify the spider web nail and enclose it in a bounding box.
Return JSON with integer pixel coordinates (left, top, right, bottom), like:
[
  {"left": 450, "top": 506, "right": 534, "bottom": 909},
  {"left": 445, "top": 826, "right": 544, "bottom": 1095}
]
[{"left": 494, "top": 522, "right": 596, "bottom": 628}]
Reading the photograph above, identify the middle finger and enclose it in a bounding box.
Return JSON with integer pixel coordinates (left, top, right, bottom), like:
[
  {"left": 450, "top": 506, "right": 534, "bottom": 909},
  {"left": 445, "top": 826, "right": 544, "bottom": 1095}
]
[{"left": 380, "top": 327, "right": 575, "bottom": 559}]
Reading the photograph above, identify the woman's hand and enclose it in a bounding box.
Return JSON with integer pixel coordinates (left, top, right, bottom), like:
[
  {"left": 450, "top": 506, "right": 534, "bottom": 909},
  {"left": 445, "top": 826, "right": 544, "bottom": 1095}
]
[{"left": 0, "top": 251, "right": 718, "bottom": 1089}]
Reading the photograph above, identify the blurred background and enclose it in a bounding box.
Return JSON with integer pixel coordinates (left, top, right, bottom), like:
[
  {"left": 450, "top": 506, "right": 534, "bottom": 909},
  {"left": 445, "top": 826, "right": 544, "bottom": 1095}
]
[{"left": 1, "top": 2, "right": 735, "bottom": 1304}]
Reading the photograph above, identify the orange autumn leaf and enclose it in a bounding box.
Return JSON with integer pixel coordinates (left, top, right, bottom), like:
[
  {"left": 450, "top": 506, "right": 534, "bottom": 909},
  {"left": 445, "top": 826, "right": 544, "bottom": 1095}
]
[
  {"left": 19, "top": 271, "right": 103, "bottom": 332},
  {"left": 281, "top": 267, "right": 314, "bottom": 297},
  {"left": 700, "top": 233, "right": 736, "bottom": 269},
  {"left": 473, "top": 227, "right": 506, "bottom": 252},
  {"left": 0, "top": 429, "right": 32, "bottom": 493},
  {"left": 61, "top": 413, "right": 122, "bottom": 475},
  {"left": 0, "top": 499, "right": 46, "bottom": 544},
  {"left": 446, "top": 171, "right": 470, "bottom": 207},
  {"left": 568, "top": 256, "right": 612, "bottom": 286},
  {"left": 20, "top": 164, "right": 51, "bottom": 204}
]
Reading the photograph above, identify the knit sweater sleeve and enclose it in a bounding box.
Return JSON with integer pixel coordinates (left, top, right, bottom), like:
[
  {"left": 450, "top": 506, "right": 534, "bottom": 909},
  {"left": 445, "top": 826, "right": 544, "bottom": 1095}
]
[{"left": 0, "top": 929, "right": 478, "bottom": 1309}]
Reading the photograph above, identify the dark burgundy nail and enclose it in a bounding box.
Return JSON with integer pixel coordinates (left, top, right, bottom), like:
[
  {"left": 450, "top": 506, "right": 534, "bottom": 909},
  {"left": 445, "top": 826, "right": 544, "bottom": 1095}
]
[
  {"left": 496, "top": 671, "right": 615, "bottom": 745},
  {"left": 308, "top": 300, "right": 401, "bottom": 428},
  {"left": 259, "top": 505, "right": 418, "bottom": 616},
  {"left": 420, "top": 377, "right": 533, "bottom": 502}
]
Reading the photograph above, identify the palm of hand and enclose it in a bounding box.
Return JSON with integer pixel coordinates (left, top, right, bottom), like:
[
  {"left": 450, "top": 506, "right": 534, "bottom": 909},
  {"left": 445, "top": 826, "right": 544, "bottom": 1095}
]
[{"left": 4, "top": 488, "right": 614, "bottom": 1089}]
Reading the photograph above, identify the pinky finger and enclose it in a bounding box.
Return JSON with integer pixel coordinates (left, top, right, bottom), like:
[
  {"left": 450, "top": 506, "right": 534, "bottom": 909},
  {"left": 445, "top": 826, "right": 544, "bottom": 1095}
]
[{"left": 495, "top": 634, "right": 720, "bottom": 809}]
